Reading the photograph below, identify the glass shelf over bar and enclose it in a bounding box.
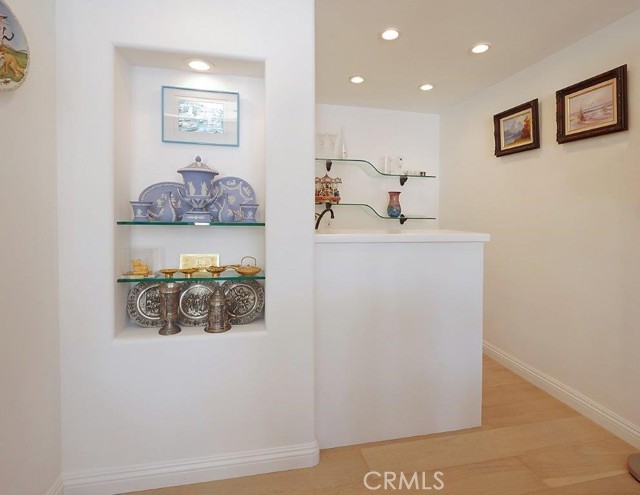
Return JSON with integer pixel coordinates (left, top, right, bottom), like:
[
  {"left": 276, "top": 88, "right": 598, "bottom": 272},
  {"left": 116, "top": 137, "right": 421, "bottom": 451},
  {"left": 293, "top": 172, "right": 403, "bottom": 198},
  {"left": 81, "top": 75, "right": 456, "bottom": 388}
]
[
  {"left": 117, "top": 221, "right": 265, "bottom": 226},
  {"left": 315, "top": 202, "right": 436, "bottom": 226},
  {"left": 315, "top": 158, "right": 436, "bottom": 186},
  {"left": 117, "top": 273, "right": 266, "bottom": 283}
]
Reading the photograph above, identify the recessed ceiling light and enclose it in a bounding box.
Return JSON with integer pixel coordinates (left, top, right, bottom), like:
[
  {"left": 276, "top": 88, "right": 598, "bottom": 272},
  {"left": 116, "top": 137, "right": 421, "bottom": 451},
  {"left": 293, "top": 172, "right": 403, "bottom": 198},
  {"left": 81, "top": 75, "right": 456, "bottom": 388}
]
[
  {"left": 419, "top": 83, "right": 434, "bottom": 91},
  {"left": 470, "top": 43, "right": 491, "bottom": 54},
  {"left": 187, "top": 59, "right": 211, "bottom": 71},
  {"left": 349, "top": 75, "right": 365, "bottom": 84},
  {"left": 381, "top": 28, "right": 400, "bottom": 41}
]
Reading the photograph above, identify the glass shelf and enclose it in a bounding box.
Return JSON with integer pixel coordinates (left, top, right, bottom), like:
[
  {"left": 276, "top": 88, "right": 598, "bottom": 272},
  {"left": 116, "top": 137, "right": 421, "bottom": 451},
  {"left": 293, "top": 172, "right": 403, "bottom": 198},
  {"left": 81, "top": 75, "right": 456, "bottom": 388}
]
[
  {"left": 315, "top": 202, "right": 436, "bottom": 222},
  {"left": 315, "top": 157, "right": 436, "bottom": 183},
  {"left": 117, "top": 273, "right": 265, "bottom": 283},
  {"left": 117, "top": 221, "right": 265, "bottom": 226}
]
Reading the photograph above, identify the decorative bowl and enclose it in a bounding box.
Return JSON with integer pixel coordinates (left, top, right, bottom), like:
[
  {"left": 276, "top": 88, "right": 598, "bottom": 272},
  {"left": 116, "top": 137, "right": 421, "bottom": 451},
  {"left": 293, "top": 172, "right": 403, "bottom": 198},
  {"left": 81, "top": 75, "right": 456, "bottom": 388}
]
[{"left": 205, "top": 265, "right": 229, "bottom": 277}]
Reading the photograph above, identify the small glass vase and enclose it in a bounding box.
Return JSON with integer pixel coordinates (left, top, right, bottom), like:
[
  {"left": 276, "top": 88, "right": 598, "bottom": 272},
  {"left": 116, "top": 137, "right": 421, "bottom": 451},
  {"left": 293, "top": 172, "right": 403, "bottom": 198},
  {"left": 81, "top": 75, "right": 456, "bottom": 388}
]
[{"left": 387, "top": 191, "right": 402, "bottom": 218}]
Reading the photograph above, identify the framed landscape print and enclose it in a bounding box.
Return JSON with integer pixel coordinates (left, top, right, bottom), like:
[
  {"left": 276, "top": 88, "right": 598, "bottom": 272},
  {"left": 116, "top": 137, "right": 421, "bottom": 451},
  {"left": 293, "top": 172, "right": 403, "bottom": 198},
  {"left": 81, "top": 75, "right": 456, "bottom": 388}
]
[
  {"left": 493, "top": 99, "right": 540, "bottom": 157},
  {"left": 162, "top": 86, "right": 239, "bottom": 146},
  {"left": 556, "top": 65, "right": 627, "bottom": 143}
]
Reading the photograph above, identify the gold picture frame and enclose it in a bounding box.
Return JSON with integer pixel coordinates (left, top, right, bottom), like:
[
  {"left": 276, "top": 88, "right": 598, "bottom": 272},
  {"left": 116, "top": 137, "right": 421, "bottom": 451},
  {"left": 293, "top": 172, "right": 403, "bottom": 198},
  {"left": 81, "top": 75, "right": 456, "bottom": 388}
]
[{"left": 179, "top": 253, "right": 220, "bottom": 272}]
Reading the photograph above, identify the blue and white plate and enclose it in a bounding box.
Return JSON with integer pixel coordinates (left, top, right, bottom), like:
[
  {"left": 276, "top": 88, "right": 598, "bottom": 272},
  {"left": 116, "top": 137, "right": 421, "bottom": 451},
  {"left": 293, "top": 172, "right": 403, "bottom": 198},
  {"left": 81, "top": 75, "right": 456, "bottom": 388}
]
[
  {"left": 208, "top": 176, "right": 257, "bottom": 221},
  {"left": 139, "top": 182, "right": 188, "bottom": 221}
]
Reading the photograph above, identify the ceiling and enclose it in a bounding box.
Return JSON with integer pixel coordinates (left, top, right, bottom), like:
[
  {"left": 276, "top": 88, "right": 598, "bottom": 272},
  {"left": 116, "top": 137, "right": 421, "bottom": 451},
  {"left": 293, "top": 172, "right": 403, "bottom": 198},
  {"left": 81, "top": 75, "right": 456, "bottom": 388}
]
[{"left": 316, "top": 0, "right": 640, "bottom": 113}]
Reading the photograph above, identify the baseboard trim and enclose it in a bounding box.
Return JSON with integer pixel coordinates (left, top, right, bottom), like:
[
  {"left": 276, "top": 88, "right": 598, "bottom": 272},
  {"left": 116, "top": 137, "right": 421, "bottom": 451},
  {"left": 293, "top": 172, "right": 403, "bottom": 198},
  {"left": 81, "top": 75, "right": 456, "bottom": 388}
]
[
  {"left": 45, "top": 476, "right": 64, "bottom": 495},
  {"left": 62, "top": 440, "right": 319, "bottom": 495},
  {"left": 483, "top": 340, "right": 640, "bottom": 449}
]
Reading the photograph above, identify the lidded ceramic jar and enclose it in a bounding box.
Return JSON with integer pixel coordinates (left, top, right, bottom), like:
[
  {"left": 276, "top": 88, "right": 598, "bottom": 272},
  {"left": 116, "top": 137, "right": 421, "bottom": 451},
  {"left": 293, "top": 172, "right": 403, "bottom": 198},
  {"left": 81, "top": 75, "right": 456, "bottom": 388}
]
[{"left": 177, "top": 155, "right": 219, "bottom": 222}]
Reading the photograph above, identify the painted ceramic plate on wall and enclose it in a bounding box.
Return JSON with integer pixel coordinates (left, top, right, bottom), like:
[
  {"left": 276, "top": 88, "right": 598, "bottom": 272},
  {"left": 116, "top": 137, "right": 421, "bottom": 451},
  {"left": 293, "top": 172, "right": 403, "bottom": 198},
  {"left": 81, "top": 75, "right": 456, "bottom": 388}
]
[{"left": 0, "top": 0, "right": 29, "bottom": 91}]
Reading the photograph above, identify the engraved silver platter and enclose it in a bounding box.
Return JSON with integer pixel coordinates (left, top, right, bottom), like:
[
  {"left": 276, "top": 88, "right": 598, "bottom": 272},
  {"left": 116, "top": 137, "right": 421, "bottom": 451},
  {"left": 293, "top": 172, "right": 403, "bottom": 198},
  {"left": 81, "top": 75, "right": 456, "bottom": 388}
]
[
  {"left": 222, "top": 280, "right": 265, "bottom": 325},
  {"left": 127, "top": 280, "right": 264, "bottom": 327},
  {"left": 127, "top": 282, "right": 162, "bottom": 327},
  {"left": 177, "top": 281, "right": 219, "bottom": 326}
]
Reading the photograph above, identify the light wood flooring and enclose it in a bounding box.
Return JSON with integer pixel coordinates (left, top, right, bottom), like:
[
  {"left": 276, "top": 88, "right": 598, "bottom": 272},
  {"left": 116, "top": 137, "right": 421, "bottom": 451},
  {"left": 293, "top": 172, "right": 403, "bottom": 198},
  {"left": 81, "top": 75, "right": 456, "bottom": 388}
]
[{"left": 128, "top": 356, "right": 640, "bottom": 494}]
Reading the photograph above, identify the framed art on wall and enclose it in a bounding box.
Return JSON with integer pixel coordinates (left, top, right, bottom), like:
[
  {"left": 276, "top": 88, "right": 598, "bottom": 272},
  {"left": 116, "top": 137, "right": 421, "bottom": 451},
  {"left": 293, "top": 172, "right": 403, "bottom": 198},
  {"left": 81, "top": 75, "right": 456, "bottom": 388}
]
[
  {"left": 493, "top": 99, "right": 540, "bottom": 157},
  {"left": 556, "top": 65, "right": 627, "bottom": 143},
  {"left": 162, "top": 86, "right": 239, "bottom": 146}
]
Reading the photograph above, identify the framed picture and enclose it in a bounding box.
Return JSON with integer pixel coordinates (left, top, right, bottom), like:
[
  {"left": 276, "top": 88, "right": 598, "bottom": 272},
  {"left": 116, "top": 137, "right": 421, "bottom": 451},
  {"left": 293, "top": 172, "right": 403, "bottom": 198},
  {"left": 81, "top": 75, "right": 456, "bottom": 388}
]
[
  {"left": 162, "top": 86, "right": 239, "bottom": 146},
  {"left": 179, "top": 253, "right": 220, "bottom": 272},
  {"left": 493, "top": 99, "right": 540, "bottom": 157},
  {"left": 556, "top": 65, "right": 627, "bottom": 143}
]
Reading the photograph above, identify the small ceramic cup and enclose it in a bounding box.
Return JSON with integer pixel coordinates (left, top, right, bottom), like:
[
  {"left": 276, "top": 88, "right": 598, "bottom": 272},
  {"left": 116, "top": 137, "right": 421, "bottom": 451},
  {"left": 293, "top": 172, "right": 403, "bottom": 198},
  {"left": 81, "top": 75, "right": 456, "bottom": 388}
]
[
  {"left": 130, "top": 201, "right": 153, "bottom": 222},
  {"left": 240, "top": 203, "right": 259, "bottom": 223}
]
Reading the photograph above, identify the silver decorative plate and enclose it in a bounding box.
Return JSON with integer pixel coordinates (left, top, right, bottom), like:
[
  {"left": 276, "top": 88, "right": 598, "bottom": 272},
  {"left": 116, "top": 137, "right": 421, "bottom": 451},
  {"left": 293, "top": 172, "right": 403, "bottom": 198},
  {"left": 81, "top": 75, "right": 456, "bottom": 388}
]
[
  {"left": 127, "top": 280, "right": 264, "bottom": 327},
  {"left": 222, "top": 280, "right": 265, "bottom": 324},
  {"left": 177, "top": 281, "right": 218, "bottom": 326},
  {"left": 127, "top": 282, "right": 162, "bottom": 327}
]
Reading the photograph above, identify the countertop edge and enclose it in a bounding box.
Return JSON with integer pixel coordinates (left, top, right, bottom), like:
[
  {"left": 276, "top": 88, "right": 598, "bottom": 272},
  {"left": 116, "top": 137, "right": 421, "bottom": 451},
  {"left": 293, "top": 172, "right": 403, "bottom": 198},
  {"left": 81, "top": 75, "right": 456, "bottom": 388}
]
[{"left": 314, "top": 230, "right": 490, "bottom": 243}]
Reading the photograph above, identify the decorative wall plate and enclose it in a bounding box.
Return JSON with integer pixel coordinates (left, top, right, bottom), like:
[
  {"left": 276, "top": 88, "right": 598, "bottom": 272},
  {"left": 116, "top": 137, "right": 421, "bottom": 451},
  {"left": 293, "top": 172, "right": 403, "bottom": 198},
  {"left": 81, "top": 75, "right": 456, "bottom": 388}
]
[
  {"left": 0, "top": 1, "right": 29, "bottom": 91},
  {"left": 221, "top": 279, "right": 264, "bottom": 324},
  {"left": 208, "top": 176, "right": 256, "bottom": 221},
  {"left": 177, "top": 281, "right": 218, "bottom": 326},
  {"left": 127, "top": 283, "right": 162, "bottom": 327},
  {"left": 139, "top": 182, "right": 188, "bottom": 221}
]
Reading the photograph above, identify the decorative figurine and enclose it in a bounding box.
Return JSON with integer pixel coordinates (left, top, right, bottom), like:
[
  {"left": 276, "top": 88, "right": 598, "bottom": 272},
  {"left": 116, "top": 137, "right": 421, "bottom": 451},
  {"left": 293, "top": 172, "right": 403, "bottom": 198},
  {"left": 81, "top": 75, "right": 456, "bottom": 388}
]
[
  {"left": 129, "top": 259, "right": 150, "bottom": 276},
  {"left": 315, "top": 174, "right": 342, "bottom": 204}
]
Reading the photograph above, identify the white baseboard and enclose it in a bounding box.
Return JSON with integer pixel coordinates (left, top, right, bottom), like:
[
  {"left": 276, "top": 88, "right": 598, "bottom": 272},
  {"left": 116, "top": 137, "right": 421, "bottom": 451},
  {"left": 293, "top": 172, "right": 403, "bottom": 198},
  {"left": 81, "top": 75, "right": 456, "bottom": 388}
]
[
  {"left": 483, "top": 340, "right": 640, "bottom": 449},
  {"left": 62, "top": 441, "right": 319, "bottom": 495},
  {"left": 45, "top": 476, "right": 64, "bottom": 495}
]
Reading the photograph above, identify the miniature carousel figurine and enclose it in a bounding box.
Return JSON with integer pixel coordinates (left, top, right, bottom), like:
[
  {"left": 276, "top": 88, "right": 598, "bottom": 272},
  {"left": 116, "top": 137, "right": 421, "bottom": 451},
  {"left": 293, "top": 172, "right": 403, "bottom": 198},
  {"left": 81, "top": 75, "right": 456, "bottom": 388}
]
[{"left": 315, "top": 174, "right": 342, "bottom": 204}]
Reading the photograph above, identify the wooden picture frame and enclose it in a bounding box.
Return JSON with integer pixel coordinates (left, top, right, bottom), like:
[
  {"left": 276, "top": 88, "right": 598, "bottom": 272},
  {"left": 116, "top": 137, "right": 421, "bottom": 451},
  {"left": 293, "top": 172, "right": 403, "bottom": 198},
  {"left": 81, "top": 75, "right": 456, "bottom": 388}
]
[
  {"left": 556, "top": 65, "right": 627, "bottom": 143},
  {"left": 493, "top": 99, "right": 540, "bottom": 157}
]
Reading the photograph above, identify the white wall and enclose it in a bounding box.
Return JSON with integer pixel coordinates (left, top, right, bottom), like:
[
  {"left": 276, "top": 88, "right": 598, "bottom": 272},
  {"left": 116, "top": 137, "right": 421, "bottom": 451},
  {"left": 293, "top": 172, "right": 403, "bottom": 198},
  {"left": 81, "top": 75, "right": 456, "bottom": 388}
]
[
  {"left": 316, "top": 104, "right": 439, "bottom": 230},
  {"left": 0, "top": 0, "right": 61, "bottom": 494},
  {"left": 57, "top": 1, "right": 316, "bottom": 493},
  {"left": 441, "top": 11, "right": 640, "bottom": 445}
]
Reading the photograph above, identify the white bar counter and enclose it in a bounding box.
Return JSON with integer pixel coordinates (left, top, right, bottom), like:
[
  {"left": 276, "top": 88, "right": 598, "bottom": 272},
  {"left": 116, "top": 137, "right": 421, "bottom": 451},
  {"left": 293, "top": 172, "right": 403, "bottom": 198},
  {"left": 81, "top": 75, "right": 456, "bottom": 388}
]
[{"left": 314, "top": 229, "right": 490, "bottom": 448}]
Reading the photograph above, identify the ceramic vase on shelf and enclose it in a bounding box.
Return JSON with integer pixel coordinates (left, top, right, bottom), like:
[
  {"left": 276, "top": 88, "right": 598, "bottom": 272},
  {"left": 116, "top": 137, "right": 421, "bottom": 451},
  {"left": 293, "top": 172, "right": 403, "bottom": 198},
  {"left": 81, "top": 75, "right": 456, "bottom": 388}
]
[
  {"left": 387, "top": 191, "right": 402, "bottom": 218},
  {"left": 240, "top": 203, "right": 259, "bottom": 223},
  {"left": 130, "top": 201, "right": 152, "bottom": 222},
  {"left": 177, "top": 155, "right": 219, "bottom": 222}
]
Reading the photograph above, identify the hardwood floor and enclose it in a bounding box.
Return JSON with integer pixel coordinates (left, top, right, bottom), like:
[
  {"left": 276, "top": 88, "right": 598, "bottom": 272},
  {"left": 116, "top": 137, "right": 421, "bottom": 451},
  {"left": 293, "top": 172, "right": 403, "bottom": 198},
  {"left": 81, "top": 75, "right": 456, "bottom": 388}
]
[{"left": 127, "top": 356, "right": 640, "bottom": 494}]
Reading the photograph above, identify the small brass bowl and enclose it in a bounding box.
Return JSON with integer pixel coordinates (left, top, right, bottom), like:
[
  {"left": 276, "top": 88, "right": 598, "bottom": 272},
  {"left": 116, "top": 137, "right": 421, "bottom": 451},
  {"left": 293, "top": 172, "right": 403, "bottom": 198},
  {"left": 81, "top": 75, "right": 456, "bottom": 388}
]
[
  {"left": 179, "top": 267, "right": 199, "bottom": 278},
  {"left": 159, "top": 269, "right": 178, "bottom": 279},
  {"left": 205, "top": 265, "right": 228, "bottom": 277}
]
